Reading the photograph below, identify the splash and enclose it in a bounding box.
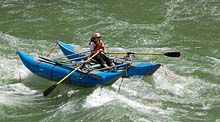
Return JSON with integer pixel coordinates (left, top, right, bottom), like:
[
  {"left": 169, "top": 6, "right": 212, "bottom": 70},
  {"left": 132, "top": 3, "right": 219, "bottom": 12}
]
[
  {"left": 83, "top": 87, "right": 115, "bottom": 108},
  {"left": 0, "top": 83, "right": 38, "bottom": 106},
  {"left": 0, "top": 56, "right": 29, "bottom": 83}
]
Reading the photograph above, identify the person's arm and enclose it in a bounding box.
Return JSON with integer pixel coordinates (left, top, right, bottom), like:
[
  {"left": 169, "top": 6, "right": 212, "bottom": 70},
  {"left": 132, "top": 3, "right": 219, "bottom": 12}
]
[
  {"left": 100, "top": 40, "right": 107, "bottom": 53},
  {"left": 90, "top": 42, "right": 97, "bottom": 54}
]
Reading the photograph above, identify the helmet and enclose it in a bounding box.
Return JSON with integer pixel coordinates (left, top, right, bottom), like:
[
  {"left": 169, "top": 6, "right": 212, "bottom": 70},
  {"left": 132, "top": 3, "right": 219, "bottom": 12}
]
[{"left": 92, "top": 33, "right": 101, "bottom": 38}]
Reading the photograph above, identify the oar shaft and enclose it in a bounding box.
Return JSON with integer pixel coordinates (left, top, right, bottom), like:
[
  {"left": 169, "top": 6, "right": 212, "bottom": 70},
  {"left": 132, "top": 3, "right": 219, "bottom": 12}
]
[
  {"left": 134, "top": 52, "right": 164, "bottom": 55},
  {"left": 56, "top": 51, "right": 99, "bottom": 85},
  {"left": 108, "top": 52, "right": 163, "bottom": 55},
  {"left": 56, "top": 67, "right": 79, "bottom": 85},
  {"left": 108, "top": 51, "right": 180, "bottom": 57},
  {"left": 107, "top": 52, "right": 129, "bottom": 54},
  {"left": 43, "top": 51, "right": 100, "bottom": 96},
  {"left": 46, "top": 42, "right": 58, "bottom": 57}
]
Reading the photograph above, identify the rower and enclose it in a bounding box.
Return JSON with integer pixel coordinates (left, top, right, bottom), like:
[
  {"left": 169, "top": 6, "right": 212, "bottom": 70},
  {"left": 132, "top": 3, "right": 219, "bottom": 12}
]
[{"left": 88, "top": 33, "right": 116, "bottom": 70}]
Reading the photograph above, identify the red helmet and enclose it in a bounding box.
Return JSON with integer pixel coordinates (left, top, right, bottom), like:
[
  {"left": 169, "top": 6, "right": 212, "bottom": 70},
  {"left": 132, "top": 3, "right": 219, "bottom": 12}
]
[{"left": 92, "top": 33, "right": 101, "bottom": 38}]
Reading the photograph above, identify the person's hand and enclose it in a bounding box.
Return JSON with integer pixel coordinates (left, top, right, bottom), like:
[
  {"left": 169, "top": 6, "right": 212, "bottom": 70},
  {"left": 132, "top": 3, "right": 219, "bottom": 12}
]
[
  {"left": 103, "top": 51, "right": 107, "bottom": 54},
  {"left": 99, "top": 49, "right": 103, "bottom": 52},
  {"left": 99, "top": 49, "right": 106, "bottom": 54}
]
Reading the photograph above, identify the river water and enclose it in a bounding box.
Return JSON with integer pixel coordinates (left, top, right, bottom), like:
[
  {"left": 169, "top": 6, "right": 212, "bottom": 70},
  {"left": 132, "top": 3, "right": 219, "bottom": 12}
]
[{"left": 1, "top": 0, "right": 220, "bottom": 122}]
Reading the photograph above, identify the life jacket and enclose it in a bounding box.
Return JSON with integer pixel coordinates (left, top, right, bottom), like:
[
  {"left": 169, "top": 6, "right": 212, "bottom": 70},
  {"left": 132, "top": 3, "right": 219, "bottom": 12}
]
[{"left": 89, "top": 40, "right": 104, "bottom": 51}]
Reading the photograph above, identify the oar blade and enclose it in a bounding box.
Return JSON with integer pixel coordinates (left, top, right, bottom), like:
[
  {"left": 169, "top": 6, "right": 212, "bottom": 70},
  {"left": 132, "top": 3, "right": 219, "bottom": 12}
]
[
  {"left": 164, "top": 52, "right": 181, "bottom": 57},
  {"left": 43, "top": 84, "right": 57, "bottom": 97}
]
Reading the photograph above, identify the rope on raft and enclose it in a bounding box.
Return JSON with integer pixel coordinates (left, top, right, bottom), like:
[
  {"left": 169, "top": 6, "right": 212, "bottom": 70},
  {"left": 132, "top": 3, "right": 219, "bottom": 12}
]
[{"left": 118, "top": 76, "right": 124, "bottom": 93}]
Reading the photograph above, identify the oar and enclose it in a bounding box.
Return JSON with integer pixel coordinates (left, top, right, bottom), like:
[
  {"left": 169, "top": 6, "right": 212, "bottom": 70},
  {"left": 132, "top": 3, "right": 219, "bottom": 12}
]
[
  {"left": 108, "top": 51, "right": 181, "bottom": 57},
  {"left": 38, "top": 56, "right": 63, "bottom": 65},
  {"left": 46, "top": 42, "right": 58, "bottom": 57},
  {"left": 43, "top": 51, "right": 100, "bottom": 97}
]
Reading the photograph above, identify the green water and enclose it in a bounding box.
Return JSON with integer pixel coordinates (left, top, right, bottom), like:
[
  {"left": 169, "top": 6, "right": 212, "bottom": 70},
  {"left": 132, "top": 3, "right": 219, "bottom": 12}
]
[{"left": 1, "top": 0, "right": 220, "bottom": 122}]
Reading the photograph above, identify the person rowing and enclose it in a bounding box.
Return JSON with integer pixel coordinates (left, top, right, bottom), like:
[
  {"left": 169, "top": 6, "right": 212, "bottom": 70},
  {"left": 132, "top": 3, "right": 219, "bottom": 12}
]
[{"left": 88, "top": 32, "right": 115, "bottom": 70}]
